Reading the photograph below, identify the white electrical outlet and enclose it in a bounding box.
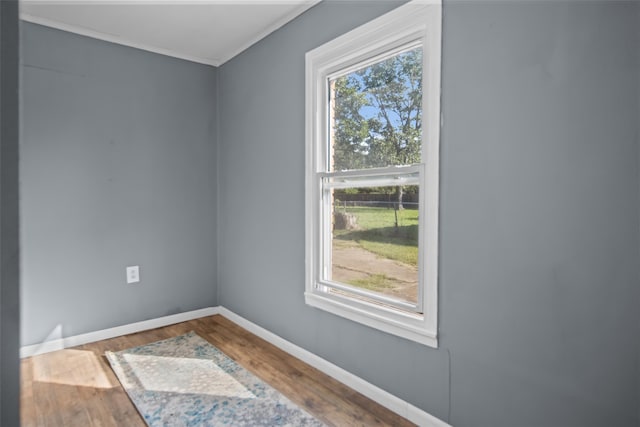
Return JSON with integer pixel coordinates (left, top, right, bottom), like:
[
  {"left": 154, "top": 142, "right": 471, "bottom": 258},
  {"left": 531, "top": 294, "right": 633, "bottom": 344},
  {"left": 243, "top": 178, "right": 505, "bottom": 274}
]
[{"left": 126, "top": 266, "right": 140, "bottom": 284}]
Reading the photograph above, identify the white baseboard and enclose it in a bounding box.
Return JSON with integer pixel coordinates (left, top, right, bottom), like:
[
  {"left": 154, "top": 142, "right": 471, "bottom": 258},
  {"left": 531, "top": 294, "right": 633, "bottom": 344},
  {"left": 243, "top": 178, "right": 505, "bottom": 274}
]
[
  {"left": 20, "top": 305, "right": 450, "bottom": 427},
  {"left": 20, "top": 307, "right": 220, "bottom": 358},
  {"left": 218, "top": 307, "right": 451, "bottom": 427}
]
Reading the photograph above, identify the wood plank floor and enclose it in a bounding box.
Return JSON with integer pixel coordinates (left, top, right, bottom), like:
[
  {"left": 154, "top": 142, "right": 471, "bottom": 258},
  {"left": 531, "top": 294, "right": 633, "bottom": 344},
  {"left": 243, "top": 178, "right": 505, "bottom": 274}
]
[{"left": 21, "top": 315, "right": 416, "bottom": 426}]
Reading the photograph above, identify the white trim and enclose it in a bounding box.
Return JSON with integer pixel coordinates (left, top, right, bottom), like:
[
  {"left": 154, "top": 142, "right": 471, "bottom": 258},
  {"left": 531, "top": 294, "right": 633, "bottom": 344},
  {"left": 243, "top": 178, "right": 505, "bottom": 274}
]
[
  {"left": 19, "top": 307, "right": 220, "bottom": 358},
  {"left": 218, "top": 307, "right": 451, "bottom": 427},
  {"left": 304, "top": 0, "right": 442, "bottom": 347},
  {"left": 305, "top": 292, "right": 437, "bottom": 347},
  {"left": 422, "top": 0, "right": 442, "bottom": 334}
]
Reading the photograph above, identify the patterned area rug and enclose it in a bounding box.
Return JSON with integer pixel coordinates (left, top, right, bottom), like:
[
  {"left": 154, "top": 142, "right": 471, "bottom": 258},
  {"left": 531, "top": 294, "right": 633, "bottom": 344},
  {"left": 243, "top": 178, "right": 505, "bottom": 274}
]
[{"left": 105, "top": 332, "right": 325, "bottom": 426}]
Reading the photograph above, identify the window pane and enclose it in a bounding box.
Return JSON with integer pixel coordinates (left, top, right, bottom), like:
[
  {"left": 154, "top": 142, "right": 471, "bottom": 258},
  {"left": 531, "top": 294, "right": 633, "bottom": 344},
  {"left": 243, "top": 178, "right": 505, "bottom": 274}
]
[
  {"left": 330, "top": 185, "right": 419, "bottom": 306},
  {"left": 329, "top": 47, "right": 423, "bottom": 172}
]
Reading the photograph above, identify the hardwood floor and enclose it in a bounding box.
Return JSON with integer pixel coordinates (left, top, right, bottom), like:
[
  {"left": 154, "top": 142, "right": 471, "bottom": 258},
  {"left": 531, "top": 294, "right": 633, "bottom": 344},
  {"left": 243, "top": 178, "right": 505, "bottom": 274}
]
[{"left": 21, "top": 315, "right": 416, "bottom": 426}]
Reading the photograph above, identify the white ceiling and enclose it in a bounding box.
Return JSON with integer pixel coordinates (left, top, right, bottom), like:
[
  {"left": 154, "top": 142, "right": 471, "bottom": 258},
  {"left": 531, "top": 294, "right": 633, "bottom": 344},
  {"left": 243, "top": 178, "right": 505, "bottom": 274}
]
[{"left": 20, "top": 0, "right": 321, "bottom": 66}]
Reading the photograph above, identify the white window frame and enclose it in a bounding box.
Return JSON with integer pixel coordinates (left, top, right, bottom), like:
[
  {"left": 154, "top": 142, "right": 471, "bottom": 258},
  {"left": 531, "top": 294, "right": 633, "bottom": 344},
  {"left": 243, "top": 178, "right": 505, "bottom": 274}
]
[{"left": 304, "top": 0, "right": 442, "bottom": 347}]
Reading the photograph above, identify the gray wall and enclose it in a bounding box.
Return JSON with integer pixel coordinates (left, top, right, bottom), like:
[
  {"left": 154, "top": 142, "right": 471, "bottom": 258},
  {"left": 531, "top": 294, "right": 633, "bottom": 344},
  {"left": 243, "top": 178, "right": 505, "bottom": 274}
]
[
  {"left": 1, "top": 1, "right": 21, "bottom": 425},
  {"left": 442, "top": 2, "right": 638, "bottom": 426},
  {"left": 21, "top": 23, "right": 218, "bottom": 345},
  {"left": 218, "top": 1, "right": 640, "bottom": 426}
]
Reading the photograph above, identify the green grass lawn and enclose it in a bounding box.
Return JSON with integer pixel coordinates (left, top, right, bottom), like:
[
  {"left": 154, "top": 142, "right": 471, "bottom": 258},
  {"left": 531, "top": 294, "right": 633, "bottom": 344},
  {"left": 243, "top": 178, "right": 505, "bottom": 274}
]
[
  {"left": 334, "top": 206, "right": 419, "bottom": 266},
  {"left": 347, "top": 274, "right": 395, "bottom": 290}
]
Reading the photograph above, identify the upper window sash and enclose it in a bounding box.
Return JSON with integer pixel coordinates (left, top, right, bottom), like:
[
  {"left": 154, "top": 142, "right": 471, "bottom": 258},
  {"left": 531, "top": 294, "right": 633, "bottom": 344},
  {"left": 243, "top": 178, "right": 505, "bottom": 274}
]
[
  {"left": 307, "top": 9, "right": 437, "bottom": 176},
  {"left": 326, "top": 40, "right": 423, "bottom": 83}
]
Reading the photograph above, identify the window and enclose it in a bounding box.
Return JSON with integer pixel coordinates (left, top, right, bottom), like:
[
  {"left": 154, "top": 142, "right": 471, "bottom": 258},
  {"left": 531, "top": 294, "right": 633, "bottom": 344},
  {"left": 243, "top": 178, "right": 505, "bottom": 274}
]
[{"left": 305, "top": 1, "right": 442, "bottom": 347}]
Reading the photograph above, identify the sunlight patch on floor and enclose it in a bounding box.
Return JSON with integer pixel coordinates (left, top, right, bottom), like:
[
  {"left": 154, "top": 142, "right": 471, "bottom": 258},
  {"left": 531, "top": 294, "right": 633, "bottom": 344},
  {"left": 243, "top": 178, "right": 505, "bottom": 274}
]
[
  {"left": 32, "top": 349, "right": 117, "bottom": 389},
  {"left": 121, "top": 354, "right": 256, "bottom": 399}
]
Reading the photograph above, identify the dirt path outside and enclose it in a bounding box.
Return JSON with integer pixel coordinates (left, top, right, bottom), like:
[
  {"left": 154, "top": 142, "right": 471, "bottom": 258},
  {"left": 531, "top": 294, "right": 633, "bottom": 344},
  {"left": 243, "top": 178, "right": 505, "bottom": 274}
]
[{"left": 331, "top": 240, "right": 417, "bottom": 303}]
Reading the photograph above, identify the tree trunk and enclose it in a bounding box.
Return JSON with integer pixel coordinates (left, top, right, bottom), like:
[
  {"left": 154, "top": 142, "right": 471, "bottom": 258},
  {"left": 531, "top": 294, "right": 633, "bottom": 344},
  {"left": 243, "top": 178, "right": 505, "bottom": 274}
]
[{"left": 396, "top": 185, "right": 404, "bottom": 210}]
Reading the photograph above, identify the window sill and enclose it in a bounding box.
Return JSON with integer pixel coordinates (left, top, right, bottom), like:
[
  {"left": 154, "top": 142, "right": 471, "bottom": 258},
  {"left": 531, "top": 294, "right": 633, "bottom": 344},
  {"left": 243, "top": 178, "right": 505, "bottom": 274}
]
[{"left": 305, "top": 291, "right": 438, "bottom": 348}]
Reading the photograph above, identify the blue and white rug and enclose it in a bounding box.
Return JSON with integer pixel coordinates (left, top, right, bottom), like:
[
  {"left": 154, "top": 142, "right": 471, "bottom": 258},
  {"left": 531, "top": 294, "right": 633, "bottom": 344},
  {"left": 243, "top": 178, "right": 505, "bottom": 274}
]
[{"left": 105, "top": 331, "right": 325, "bottom": 427}]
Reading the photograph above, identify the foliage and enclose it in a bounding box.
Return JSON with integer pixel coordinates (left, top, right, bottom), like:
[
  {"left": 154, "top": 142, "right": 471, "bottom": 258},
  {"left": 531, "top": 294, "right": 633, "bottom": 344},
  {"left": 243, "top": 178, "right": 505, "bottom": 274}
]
[{"left": 331, "top": 48, "right": 423, "bottom": 171}]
